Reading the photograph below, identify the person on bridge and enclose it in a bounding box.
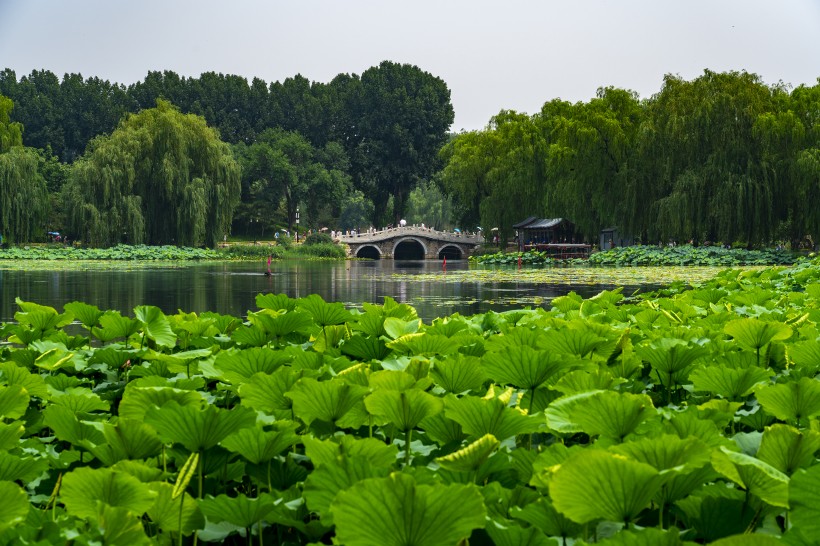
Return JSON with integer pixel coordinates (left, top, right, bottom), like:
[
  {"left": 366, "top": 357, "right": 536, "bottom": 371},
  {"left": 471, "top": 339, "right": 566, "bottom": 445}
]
[{"left": 400, "top": 219, "right": 407, "bottom": 227}]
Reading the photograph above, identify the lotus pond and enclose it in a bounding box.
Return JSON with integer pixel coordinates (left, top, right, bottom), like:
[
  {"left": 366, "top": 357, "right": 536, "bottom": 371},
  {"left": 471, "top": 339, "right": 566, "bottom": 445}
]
[
  {"left": 1, "top": 258, "right": 820, "bottom": 544},
  {"left": 0, "top": 260, "right": 740, "bottom": 324}
]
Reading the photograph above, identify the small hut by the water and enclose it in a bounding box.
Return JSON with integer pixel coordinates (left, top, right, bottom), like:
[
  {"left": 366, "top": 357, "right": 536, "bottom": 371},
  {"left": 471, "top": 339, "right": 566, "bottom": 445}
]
[{"left": 513, "top": 217, "right": 590, "bottom": 258}]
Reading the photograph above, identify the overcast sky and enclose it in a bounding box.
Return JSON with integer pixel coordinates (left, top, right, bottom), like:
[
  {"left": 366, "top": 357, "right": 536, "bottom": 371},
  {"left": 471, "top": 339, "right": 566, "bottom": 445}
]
[{"left": 1, "top": 0, "right": 818, "bottom": 131}]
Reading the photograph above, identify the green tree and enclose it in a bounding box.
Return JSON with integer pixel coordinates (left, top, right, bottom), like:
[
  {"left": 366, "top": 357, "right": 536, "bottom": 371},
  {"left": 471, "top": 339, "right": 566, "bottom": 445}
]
[
  {"left": 0, "top": 95, "right": 48, "bottom": 243},
  {"left": 237, "top": 128, "right": 352, "bottom": 234},
  {"left": 405, "top": 178, "right": 454, "bottom": 230},
  {"left": 340, "top": 61, "right": 454, "bottom": 225},
  {"left": 63, "top": 99, "right": 240, "bottom": 247}
]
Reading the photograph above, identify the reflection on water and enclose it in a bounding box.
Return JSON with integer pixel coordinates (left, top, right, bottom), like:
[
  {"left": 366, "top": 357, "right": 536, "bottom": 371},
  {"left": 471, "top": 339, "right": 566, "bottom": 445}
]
[{"left": 0, "top": 260, "right": 626, "bottom": 323}]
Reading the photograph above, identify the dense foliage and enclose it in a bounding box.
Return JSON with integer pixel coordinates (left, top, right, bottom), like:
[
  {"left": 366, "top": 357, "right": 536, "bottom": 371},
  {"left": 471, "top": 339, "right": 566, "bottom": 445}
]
[
  {"left": 0, "top": 62, "right": 453, "bottom": 235},
  {"left": 471, "top": 246, "right": 800, "bottom": 267},
  {"left": 441, "top": 72, "right": 820, "bottom": 247},
  {"left": 0, "top": 96, "right": 48, "bottom": 243},
  {"left": 0, "top": 245, "right": 221, "bottom": 261},
  {"left": 3, "top": 259, "right": 820, "bottom": 543},
  {"left": 63, "top": 100, "right": 241, "bottom": 247}
]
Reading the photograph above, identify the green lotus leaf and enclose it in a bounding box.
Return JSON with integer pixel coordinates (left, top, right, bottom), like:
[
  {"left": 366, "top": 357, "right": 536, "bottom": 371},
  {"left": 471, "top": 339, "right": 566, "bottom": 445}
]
[
  {"left": 102, "top": 418, "right": 163, "bottom": 461},
  {"left": 118, "top": 386, "right": 204, "bottom": 421},
  {"left": 481, "top": 345, "right": 568, "bottom": 390},
  {"left": 788, "top": 340, "right": 820, "bottom": 373},
  {"left": 304, "top": 434, "right": 399, "bottom": 468},
  {"left": 51, "top": 388, "right": 109, "bottom": 413},
  {"left": 755, "top": 377, "right": 820, "bottom": 424},
  {"left": 549, "top": 449, "right": 663, "bottom": 524},
  {"left": 610, "top": 434, "right": 711, "bottom": 473},
  {"left": 711, "top": 446, "right": 789, "bottom": 508},
  {"left": 365, "top": 388, "right": 444, "bottom": 432},
  {"left": 0, "top": 422, "right": 25, "bottom": 451},
  {"left": 146, "top": 482, "right": 204, "bottom": 536},
  {"left": 756, "top": 424, "right": 820, "bottom": 476},
  {"left": 199, "top": 493, "right": 276, "bottom": 528},
  {"left": 42, "top": 404, "right": 105, "bottom": 446},
  {"left": 341, "top": 334, "right": 393, "bottom": 361},
  {"left": 304, "top": 453, "right": 391, "bottom": 525},
  {"left": 92, "top": 504, "right": 153, "bottom": 545},
  {"left": 568, "top": 390, "right": 655, "bottom": 442},
  {"left": 230, "top": 323, "right": 269, "bottom": 347},
  {"left": 429, "top": 354, "right": 486, "bottom": 394},
  {"left": 248, "top": 308, "right": 314, "bottom": 338},
  {"left": 201, "top": 311, "right": 242, "bottom": 335},
  {"left": 552, "top": 369, "right": 625, "bottom": 396},
  {"left": 0, "top": 362, "right": 48, "bottom": 399},
  {"left": 368, "top": 370, "right": 417, "bottom": 391},
  {"left": 351, "top": 311, "right": 387, "bottom": 337},
  {"left": 545, "top": 390, "right": 603, "bottom": 434},
  {"left": 0, "top": 481, "right": 29, "bottom": 532},
  {"left": 724, "top": 318, "right": 792, "bottom": 351},
  {"left": 331, "top": 472, "right": 486, "bottom": 546},
  {"left": 134, "top": 305, "right": 176, "bottom": 348},
  {"left": 635, "top": 338, "right": 707, "bottom": 387},
  {"left": 590, "top": 528, "right": 692, "bottom": 545},
  {"left": 170, "top": 311, "right": 216, "bottom": 338},
  {"left": 145, "top": 401, "right": 256, "bottom": 452},
  {"left": 542, "top": 327, "right": 608, "bottom": 358},
  {"left": 213, "top": 347, "right": 293, "bottom": 384},
  {"left": 61, "top": 467, "right": 156, "bottom": 519},
  {"left": 64, "top": 301, "right": 104, "bottom": 329},
  {"left": 690, "top": 364, "right": 772, "bottom": 400},
  {"left": 221, "top": 422, "right": 300, "bottom": 464},
  {"left": 445, "top": 394, "right": 542, "bottom": 441},
  {"left": 0, "top": 451, "right": 47, "bottom": 482},
  {"left": 14, "top": 301, "right": 72, "bottom": 331},
  {"left": 96, "top": 311, "right": 141, "bottom": 342},
  {"left": 435, "top": 433, "right": 499, "bottom": 473},
  {"left": 510, "top": 497, "right": 582, "bottom": 540},
  {"left": 297, "top": 294, "right": 352, "bottom": 326},
  {"left": 709, "top": 536, "right": 782, "bottom": 546},
  {"left": 287, "top": 377, "right": 369, "bottom": 427},
  {"left": 238, "top": 369, "right": 303, "bottom": 413},
  {"left": 419, "top": 413, "right": 466, "bottom": 446},
  {"left": 387, "top": 333, "right": 460, "bottom": 356},
  {"left": 34, "top": 347, "right": 74, "bottom": 372},
  {"left": 484, "top": 518, "right": 555, "bottom": 546},
  {"left": 383, "top": 317, "right": 421, "bottom": 340},
  {"left": 255, "top": 293, "right": 296, "bottom": 312},
  {"left": 789, "top": 464, "right": 820, "bottom": 540},
  {"left": 87, "top": 347, "right": 135, "bottom": 370}
]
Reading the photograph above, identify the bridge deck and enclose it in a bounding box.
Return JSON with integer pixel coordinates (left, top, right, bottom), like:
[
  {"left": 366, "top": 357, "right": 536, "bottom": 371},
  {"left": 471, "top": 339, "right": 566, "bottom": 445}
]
[{"left": 336, "top": 226, "right": 483, "bottom": 245}]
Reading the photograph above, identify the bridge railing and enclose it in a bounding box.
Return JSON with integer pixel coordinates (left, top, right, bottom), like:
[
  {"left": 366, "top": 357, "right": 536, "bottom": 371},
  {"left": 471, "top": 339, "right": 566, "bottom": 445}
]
[{"left": 336, "top": 225, "right": 484, "bottom": 244}]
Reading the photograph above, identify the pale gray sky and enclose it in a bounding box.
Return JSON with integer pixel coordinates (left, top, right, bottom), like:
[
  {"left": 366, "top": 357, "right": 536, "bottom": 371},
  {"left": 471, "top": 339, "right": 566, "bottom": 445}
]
[{"left": 1, "top": 0, "right": 818, "bottom": 131}]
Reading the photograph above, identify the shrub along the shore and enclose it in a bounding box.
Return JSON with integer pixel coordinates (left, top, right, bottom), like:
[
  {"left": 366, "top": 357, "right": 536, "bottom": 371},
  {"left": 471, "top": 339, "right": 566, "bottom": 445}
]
[
  {"left": 2, "top": 257, "right": 820, "bottom": 543},
  {"left": 471, "top": 244, "right": 799, "bottom": 267}
]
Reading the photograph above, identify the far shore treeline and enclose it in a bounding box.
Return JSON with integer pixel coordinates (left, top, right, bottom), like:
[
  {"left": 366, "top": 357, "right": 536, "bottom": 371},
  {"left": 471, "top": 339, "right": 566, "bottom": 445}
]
[{"left": 0, "top": 66, "right": 818, "bottom": 248}]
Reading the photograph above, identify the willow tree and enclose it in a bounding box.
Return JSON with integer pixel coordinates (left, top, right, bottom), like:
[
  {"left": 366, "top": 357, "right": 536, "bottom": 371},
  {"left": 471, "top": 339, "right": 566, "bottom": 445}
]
[
  {"left": 0, "top": 95, "right": 48, "bottom": 243},
  {"left": 64, "top": 100, "right": 240, "bottom": 246}
]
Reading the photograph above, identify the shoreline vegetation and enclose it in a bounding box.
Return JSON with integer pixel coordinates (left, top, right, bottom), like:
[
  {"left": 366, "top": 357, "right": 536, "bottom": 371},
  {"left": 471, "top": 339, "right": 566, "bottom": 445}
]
[
  {"left": 0, "top": 257, "right": 819, "bottom": 543},
  {"left": 471, "top": 244, "right": 803, "bottom": 267},
  {"left": 0, "top": 241, "right": 347, "bottom": 261}
]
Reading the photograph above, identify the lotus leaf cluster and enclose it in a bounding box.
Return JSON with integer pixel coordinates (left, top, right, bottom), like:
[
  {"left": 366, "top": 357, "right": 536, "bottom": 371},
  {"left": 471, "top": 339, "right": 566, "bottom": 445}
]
[{"left": 2, "top": 258, "right": 820, "bottom": 544}]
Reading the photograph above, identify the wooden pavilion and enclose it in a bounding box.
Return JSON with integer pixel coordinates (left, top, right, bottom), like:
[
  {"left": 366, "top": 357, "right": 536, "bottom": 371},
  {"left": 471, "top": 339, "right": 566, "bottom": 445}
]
[{"left": 513, "top": 217, "right": 591, "bottom": 258}]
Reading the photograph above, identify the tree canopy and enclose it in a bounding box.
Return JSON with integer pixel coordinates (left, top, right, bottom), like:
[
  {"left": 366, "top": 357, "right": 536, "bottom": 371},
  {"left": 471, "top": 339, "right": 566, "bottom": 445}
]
[
  {"left": 63, "top": 100, "right": 240, "bottom": 247},
  {"left": 0, "top": 95, "right": 48, "bottom": 243}
]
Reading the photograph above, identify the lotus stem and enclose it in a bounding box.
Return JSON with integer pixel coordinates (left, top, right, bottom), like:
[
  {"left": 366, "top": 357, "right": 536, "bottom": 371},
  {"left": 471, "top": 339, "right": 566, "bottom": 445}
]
[
  {"left": 405, "top": 428, "right": 412, "bottom": 466},
  {"left": 177, "top": 494, "right": 185, "bottom": 546}
]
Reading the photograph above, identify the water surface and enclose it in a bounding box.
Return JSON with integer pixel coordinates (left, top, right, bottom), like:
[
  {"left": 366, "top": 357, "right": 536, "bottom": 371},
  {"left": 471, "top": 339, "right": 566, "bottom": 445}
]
[{"left": 0, "top": 259, "right": 669, "bottom": 322}]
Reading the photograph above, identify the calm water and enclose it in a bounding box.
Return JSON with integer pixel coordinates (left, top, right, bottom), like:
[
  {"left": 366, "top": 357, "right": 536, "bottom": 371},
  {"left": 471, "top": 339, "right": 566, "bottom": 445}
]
[{"left": 0, "top": 260, "right": 629, "bottom": 323}]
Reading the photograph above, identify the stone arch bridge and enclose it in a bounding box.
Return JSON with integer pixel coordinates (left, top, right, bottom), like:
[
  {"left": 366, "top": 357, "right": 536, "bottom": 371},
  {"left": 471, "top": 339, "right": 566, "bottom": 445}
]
[{"left": 337, "top": 226, "right": 483, "bottom": 260}]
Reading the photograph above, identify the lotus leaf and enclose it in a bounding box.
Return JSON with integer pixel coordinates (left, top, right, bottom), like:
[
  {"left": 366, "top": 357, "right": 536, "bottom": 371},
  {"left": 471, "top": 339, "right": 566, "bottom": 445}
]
[
  {"left": 549, "top": 449, "right": 663, "bottom": 524},
  {"left": 331, "top": 472, "right": 486, "bottom": 546}
]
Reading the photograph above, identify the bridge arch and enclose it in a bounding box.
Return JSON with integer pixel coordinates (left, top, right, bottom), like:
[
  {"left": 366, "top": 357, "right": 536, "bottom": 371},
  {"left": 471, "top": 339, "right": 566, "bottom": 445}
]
[
  {"left": 393, "top": 237, "right": 427, "bottom": 260},
  {"left": 438, "top": 245, "right": 464, "bottom": 260},
  {"left": 355, "top": 245, "right": 382, "bottom": 259}
]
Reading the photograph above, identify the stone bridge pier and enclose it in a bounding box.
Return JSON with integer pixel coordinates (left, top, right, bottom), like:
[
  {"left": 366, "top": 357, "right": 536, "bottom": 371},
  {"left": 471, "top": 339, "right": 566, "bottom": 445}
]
[{"left": 336, "top": 226, "right": 483, "bottom": 260}]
